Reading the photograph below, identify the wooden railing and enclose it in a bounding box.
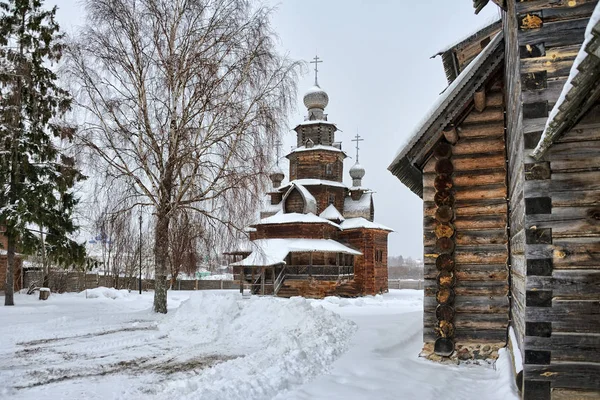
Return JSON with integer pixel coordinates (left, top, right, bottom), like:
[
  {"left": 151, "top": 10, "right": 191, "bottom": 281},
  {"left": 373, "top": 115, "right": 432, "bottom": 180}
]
[
  {"left": 273, "top": 266, "right": 286, "bottom": 295},
  {"left": 285, "top": 265, "right": 354, "bottom": 280}
]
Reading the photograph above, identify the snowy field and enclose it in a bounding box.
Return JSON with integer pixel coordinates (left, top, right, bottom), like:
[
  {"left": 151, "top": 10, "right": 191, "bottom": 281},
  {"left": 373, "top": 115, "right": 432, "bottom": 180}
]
[{"left": 0, "top": 289, "right": 519, "bottom": 400}]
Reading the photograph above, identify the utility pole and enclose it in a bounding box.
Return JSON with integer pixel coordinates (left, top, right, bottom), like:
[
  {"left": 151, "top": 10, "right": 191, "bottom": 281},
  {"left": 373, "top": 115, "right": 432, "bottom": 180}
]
[{"left": 139, "top": 208, "right": 143, "bottom": 294}]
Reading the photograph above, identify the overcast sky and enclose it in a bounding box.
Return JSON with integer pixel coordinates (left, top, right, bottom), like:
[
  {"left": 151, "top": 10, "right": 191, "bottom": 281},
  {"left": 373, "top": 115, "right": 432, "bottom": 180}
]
[{"left": 51, "top": 1, "right": 500, "bottom": 258}]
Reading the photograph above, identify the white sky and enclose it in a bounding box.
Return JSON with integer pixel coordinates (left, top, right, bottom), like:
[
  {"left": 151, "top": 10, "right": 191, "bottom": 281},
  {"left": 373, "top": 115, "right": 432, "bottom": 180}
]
[{"left": 51, "top": 0, "right": 501, "bottom": 258}]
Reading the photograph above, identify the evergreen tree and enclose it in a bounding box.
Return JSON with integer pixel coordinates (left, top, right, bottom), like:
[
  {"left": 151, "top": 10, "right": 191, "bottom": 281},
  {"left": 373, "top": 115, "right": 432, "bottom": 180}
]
[{"left": 0, "top": 0, "right": 84, "bottom": 306}]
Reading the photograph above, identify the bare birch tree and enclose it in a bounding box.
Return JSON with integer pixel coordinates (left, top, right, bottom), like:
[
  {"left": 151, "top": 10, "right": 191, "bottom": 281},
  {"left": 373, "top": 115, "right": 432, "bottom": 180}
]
[{"left": 66, "top": 0, "right": 300, "bottom": 313}]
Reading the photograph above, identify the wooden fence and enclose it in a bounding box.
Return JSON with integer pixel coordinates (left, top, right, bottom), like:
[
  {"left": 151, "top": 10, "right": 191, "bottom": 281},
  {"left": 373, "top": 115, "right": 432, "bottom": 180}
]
[{"left": 388, "top": 279, "right": 424, "bottom": 290}]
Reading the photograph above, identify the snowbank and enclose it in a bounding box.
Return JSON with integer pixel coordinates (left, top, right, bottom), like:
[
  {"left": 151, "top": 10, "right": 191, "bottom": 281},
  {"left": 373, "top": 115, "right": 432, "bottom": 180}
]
[
  {"left": 83, "top": 287, "right": 131, "bottom": 300},
  {"left": 158, "top": 293, "right": 357, "bottom": 399}
]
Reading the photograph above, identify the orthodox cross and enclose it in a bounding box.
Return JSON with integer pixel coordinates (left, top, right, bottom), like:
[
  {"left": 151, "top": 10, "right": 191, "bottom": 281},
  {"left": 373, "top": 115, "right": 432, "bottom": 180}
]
[
  {"left": 310, "top": 55, "right": 323, "bottom": 85},
  {"left": 274, "top": 139, "right": 282, "bottom": 164},
  {"left": 352, "top": 133, "right": 364, "bottom": 163}
]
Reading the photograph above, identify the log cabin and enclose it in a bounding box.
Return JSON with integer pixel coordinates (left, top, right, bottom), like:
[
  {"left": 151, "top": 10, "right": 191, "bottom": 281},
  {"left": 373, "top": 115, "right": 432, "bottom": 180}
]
[
  {"left": 230, "top": 63, "right": 392, "bottom": 298},
  {"left": 388, "top": 2, "right": 600, "bottom": 399}
]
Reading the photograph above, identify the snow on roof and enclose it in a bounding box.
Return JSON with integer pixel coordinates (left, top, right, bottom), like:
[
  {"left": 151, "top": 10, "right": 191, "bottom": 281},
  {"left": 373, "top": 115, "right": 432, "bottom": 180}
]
[
  {"left": 319, "top": 204, "right": 345, "bottom": 221},
  {"left": 253, "top": 212, "right": 340, "bottom": 228},
  {"left": 262, "top": 201, "right": 281, "bottom": 215},
  {"left": 295, "top": 120, "right": 338, "bottom": 128},
  {"left": 287, "top": 145, "right": 347, "bottom": 157},
  {"left": 390, "top": 32, "right": 503, "bottom": 166},
  {"left": 231, "top": 238, "right": 361, "bottom": 267},
  {"left": 280, "top": 179, "right": 348, "bottom": 190},
  {"left": 282, "top": 183, "right": 317, "bottom": 214},
  {"left": 532, "top": 4, "right": 600, "bottom": 159},
  {"left": 344, "top": 192, "right": 372, "bottom": 219},
  {"left": 434, "top": 17, "right": 501, "bottom": 55},
  {"left": 340, "top": 217, "right": 393, "bottom": 232}
]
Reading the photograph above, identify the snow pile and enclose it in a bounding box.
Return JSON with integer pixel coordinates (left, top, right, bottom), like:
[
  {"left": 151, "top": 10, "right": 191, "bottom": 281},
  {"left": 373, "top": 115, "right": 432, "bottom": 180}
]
[
  {"left": 157, "top": 293, "right": 357, "bottom": 399},
  {"left": 83, "top": 287, "right": 131, "bottom": 300}
]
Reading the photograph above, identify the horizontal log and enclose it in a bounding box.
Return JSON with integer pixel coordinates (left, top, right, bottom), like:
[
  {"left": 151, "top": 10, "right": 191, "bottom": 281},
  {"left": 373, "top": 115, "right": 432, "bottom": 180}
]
[
  {"left": 424, "top": 295, "right": 509, "bottom": 313},
  {"left": 461, "top": 108, "right": 504, "bottom": 125},
  {"left": 525, "top": 333, "right": 600, "bottom": 363},
  {"left": 455, "top": 247, "right": 508, "bottom": 265},
  {"left": 425, "top": 281, "right": 508, "bottom": 297},
  {"left": 526, "top": 206, "right": 600, "bottom": 238},
  {"left": 453, "top": 138, "right": 505, "bottom": 156},
  {"left": 524, "top": 363, "right": 600, "bottom": 391},
  {"left": 424, "top": 229, "right": 507, "bottom": 247},
  {"left": 424, "top": 201, "right": 507, "bottom": 217},
  {"left": 553, "top": 238, "right": 600, "bottom": 268},
  {"left": 454, "top": 229, "right": 508, "bottom": 246},
  {"left": 424, "top": 154, "right": 505, "bottom": 173},
  {"left": 526, "top": 270, "right": 600, "bottom": 300},
  {"left": 551, "top": 389, "right": 600, "bottom": 400},
  {"left": 423, "top": 170, "right": 506, "bottom": 188},
  {"left": 525, "top": 300, "right": 600, "bottom": 333},
  {"left": 551, "top": 156, "right": 600, "bottom": 174},
  {"left": 425, "top": 264, "right": 508, "bottom": 280},
  {"left": 425, "top": 312, "right": 508, "bottom": 330},
  {"left": 424, "top": 186, "right": 507, "bottom": 203},
  {"left": 426, "top": 214, "right": 507, "bottom": 231},
  {"left": 424, "top": 329, "right": 507, "bottom": 343},
  {"left": 457, "top": 122, "right": 504, "bottom": 139},
  {"left": 552, "top": 189, "right": 600, "bottom": 207},
  {"left": 547, "top": 140, "right": 600, "bottom": 160}
]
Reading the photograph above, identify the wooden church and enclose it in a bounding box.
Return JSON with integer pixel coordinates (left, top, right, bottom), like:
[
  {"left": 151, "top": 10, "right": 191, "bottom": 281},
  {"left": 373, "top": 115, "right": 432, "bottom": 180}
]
[
  {"left": 231, "top": 60, "right": 392, "bottom": 298},
  {"left": 389, "top": 1, "right": 600, "bottom": 399}
]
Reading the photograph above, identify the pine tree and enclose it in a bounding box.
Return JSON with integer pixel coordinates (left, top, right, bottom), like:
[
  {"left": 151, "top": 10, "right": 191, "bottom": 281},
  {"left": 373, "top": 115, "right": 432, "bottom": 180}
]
[{"left": 0, "top": 0, "right": 84, "bottom": 306}]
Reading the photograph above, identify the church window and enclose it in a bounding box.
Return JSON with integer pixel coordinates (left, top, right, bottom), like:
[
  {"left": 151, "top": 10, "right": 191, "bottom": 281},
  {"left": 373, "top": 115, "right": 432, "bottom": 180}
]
[
  {"left": 328, "top": 194, "right": 335, "bottom": 205},
  {"left": 325, "top": 163, "right": 333, "bottom": 176}
]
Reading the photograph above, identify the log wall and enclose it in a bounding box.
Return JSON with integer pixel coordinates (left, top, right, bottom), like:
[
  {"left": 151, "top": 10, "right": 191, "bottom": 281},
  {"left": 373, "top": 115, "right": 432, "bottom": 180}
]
[
  {"left": 510, "top": 1, "right": 600, "bottom": 398},
  {"left": 422, "top": 79, "right": 509, "bottom": 361},
  {"left": 338, "top": 228, "right": 390, "bottom": 295},
  {"left": 253, "top": 223, "right": 339, "bottom": 240},
  {"left": 288, "top": 150, "right": 344, "bottom": 182},
  {"left": 284, "top": 189, "right": 305, "bottom": 213}
]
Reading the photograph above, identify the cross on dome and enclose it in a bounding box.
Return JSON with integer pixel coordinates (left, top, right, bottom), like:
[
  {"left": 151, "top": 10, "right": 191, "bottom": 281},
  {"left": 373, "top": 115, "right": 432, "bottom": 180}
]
[
  {"left": 310, "top": 55, "right": 323, "bottom": 86},
  {"left": 274, "top": 139, "right": 282, "bottom": 164},
  {"left": 352, "top": 133, "right": 364, "bottom": 163}
]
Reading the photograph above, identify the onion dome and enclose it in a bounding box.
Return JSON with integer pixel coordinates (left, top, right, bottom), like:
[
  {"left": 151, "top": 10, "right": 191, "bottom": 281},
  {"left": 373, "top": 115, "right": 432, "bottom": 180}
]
[
  {"left": 349, "top": 162, "right": 365, "bottom": 187},
  {"left": 269, "top": 163, "right": 285, "bottom": 188},
  {"left": 303, "top": 85, "right": 329, "bottom": 112}
]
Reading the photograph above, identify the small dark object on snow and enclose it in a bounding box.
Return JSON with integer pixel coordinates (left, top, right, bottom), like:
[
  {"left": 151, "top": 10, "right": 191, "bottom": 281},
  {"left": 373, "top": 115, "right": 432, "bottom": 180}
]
[{"left": 39, "top": 288, "right": 50, "bottom": 300}]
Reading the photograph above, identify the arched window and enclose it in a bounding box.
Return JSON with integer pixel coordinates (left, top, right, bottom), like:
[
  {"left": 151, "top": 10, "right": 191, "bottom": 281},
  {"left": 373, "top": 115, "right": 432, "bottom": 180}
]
[{"left": 325, "top": 163, "right": 333, "bottom": 176}]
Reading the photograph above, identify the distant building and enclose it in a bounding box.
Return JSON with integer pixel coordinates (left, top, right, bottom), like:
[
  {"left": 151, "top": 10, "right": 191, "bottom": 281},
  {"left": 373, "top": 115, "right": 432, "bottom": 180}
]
[
  {"left": 388, "top": 2, "right": 600, "bottom": 399},
  {"left": 230, "top": 60, "right": 392, "bottom": 298}
]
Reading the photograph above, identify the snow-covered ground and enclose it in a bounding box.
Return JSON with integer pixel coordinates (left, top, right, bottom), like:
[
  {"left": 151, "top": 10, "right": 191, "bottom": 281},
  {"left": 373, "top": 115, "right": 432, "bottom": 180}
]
[{"left": 0, "top": 289, "right": 519, "bottom": 400}]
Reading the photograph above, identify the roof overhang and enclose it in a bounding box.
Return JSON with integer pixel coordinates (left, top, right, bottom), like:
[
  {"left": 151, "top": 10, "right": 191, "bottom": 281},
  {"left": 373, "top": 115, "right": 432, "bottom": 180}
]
[
  {"left": 532, "top": 8, "right": 600, "bottom": 160},
  {"left": 388, "top": 32, "right": 505, "bottom": 198},
  {"left": 473, "top": 0, "right": 506, "bottom": 15}
]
